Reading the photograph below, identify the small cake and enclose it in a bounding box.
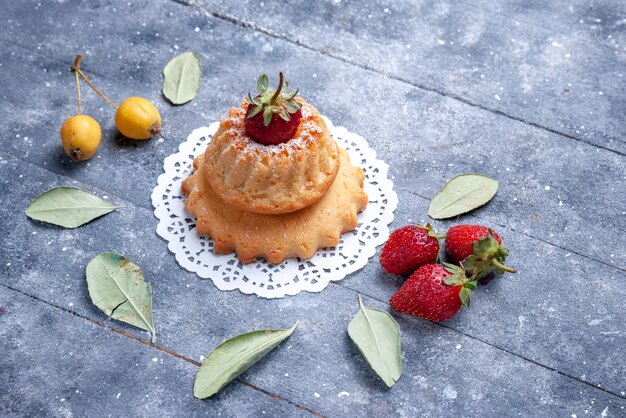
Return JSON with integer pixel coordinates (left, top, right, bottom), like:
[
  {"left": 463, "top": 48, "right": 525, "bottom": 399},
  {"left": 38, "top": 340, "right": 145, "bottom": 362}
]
[
  {"left": 182, "top": 148, "right": 367, "bottom": 264},
  {"left": 204, "top": 98, "right": 340, "bottom": 214},
  {"left": 182, "top": 73, "right": 368, "bottom": 264}
]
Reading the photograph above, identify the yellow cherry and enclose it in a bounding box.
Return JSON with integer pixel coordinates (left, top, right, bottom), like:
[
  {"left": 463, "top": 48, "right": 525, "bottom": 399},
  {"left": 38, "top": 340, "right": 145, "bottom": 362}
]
[
  {"left": 60, "top": 114, "right": 102, "bottom": 161},
  {"left": 115, "top": 97, "right": 162, "bottom": 140}
]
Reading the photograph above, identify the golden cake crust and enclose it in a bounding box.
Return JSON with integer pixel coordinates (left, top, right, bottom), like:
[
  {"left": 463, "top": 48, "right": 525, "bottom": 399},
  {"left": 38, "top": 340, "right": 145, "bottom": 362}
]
[
  {"left": 182, "top": 147, "right": 368, "bottom": 265},
  {"left": 203, "top": 99, "right": 340, "bottom": 215}
]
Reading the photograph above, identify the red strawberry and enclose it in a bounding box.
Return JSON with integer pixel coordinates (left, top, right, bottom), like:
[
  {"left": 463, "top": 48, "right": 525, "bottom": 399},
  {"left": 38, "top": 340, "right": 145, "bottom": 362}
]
[
  {"left": 380, "top": 224, "right": 441, "bottom": 276},
  {"left": 244, "top": 72, "right": 302, "bottom": 145},
  {"left": 445, "top": 224, "right": 515, "bottom": 279},
  {"left": 445, "top": 224, "right": 502, "bottom": 263},
  {"left": 390, "top": 264, "right": 474, "bottom": 322},
  {"left": 245, "top": 107, "right": 301, "bottom": 145}
]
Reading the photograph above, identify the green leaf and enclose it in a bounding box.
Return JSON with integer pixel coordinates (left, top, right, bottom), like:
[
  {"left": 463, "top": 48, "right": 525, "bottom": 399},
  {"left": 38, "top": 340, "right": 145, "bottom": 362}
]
[
  {"left": 86, "top": 253, "right": 156, "bottom": 343},
  {"left": 246, "top": 93, "right": 258, "bottom": 105},
  {"left": 162, "top": 51, "right": 201, "bottom": 105},
  {"left": 25, "top": 186, "right": 122, "bottom": 228},
  {"left": 194, "top": 322, "right": 298, "bottom": 399},
  {"left": 460, "top": 255, "right": 477, "bottom": 271},
  {"left": 347, "top": 295, "right": 402, "bottom": 388},
  {"left": 284, "top": 88, "right": 299, "bottom": 100},
  {"left": 428, "top": 174, "right": 499, "bottom": 219},
  {"left": 257, "top": 74, "right": 269, "bottom": 94},
  {"left": 443, "top": 263, "right": 464, "bottom": 276},
  {"left": 472, "top": 237, "right": 494, "bottom": 258}
]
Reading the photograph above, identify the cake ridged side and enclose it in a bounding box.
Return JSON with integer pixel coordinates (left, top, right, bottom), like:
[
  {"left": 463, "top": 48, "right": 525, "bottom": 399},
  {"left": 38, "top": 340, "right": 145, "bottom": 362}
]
[{"left": 182, "top": 148, "right": 367, "bottom": 265}]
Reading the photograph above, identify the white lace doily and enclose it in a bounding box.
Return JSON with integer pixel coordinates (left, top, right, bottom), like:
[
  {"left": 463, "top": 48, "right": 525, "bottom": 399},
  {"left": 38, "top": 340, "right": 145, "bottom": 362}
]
[{"left": 151, "top": 117, "right": 398, "bottom": 298}]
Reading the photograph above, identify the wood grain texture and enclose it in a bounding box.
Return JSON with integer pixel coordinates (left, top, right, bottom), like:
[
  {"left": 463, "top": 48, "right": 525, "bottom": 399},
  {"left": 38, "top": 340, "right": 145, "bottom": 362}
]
[
  {"left": 183, "top": 0, "right": 626, "bottom": 154},
  {"left": 0, "top": 286, "right": 311, "bottom": 417},
  {"left": 0, "top": 0, "right": 625, "bottom": 415}
]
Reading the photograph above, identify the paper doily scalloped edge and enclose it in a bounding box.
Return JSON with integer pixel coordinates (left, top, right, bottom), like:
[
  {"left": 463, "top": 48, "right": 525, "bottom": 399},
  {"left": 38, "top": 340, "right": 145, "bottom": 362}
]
[{"left": 151, "top": 117, "right": 398, "bottom": 298}]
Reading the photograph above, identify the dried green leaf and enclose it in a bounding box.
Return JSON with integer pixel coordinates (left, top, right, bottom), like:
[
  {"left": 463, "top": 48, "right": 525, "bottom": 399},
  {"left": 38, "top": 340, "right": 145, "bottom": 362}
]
[
  {"left": 86, "top": 253, "right": 156, "bottom": 343},
  {"left": 162, "top": 51, "right": 201, "bottom": 105},
  {"left": 194, "top": 322, "right": 298, "bottom": 399},
  {"left": 428, "top": 174, "right": 499, "bottom": 219},
  {"left": 25, "top": 186, "right": 122, "bottom": 228},
  {"left": 348, "top": 295, "right": 402, "bottom": 387}
]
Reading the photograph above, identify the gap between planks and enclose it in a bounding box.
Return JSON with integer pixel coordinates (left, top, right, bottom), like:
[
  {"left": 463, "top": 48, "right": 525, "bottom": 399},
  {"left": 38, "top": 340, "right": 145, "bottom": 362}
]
[
  {"left": 3, "top": 150, "right": 625, "bottom": 402},
  {"left": 0, "top": 8, "right": 624, "bottom": 400},
  {"left": 4, "top": 12, "right": 626, "bottom": 257},
  {"left": 1, "top": 148, "right": 622, "bottom": 274},
  {"left": 333, "top": 282, "right": 626, "bottom": 402},
  {"left": 2, "top": 5, "right": 624, "bottom": 159},
  {"left": 3, "top": 272, "right": 626, "bottom": 406},
  {"left": 0, "top": 282, "right": 324, "bottom": 417},
  {"left": 3, "top": 148, "right": 625, "bottom": 402},
  {"left": 399, "top": 188, "right": 626, "bottom": 273},
  {"left": 172, "top": 0, "right": 625, "bottom": 158},
  {"left": 2, "top": 1, "right": 623, "bottom": 408}
]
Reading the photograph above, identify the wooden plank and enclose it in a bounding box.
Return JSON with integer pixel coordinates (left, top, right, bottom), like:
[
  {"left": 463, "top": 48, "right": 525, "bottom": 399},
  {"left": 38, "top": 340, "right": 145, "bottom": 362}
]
[
  {"left": 0, "top": 0, "right": 624, "bottom": 414},
  {"left": 177, "top": 0, "right": 626, "bottom": 154},
  {"left": 1, "top": 153, "right": 625, "bottom": 415},
  {"left": 0, "top": 1, "right": 623, "bottom": 270},
  {"left": 343, "top": 187, "right": 626, "bottom": 397},
  {"left": 0, "top": 285, "right": 312, "bottom": 417}
]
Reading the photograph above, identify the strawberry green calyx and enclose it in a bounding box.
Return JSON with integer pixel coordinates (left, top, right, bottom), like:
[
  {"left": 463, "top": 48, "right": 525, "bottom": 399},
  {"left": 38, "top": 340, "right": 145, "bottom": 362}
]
[
  {"left": 420, "top": 223, "right": 444, "bottom": 262},
  {"left": 246, "top": 72, "right": 302, "bottom": 126},
  {"left": 418, "top": 223, "right": 440, "bottom": 239},
  {"left": 423, "top": 223, "right": 447, "bottom": 240},
  {"left": 443, "top": 263, "right": 477, "bottom": 308},
  {"left": 461, "top": 229, "right": 516, "bottom": 280}
]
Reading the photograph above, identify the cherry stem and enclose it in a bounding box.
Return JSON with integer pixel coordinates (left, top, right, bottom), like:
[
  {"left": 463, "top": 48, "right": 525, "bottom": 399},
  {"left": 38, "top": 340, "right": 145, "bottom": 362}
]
[
  {"left": 74, "top": 67, "right": 82, "bottom": 114},
  {"left": 270, "top": 72, "right": 284, "bottom": 105},
  {"left": 71, "top": 54, "right": 119, "bottom": 110}
]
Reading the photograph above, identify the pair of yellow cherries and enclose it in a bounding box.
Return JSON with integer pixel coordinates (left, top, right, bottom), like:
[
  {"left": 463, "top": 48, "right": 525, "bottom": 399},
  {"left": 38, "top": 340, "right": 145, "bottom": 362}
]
[{"left": 60, "top": 55, "right": 162, "bottom": 161}]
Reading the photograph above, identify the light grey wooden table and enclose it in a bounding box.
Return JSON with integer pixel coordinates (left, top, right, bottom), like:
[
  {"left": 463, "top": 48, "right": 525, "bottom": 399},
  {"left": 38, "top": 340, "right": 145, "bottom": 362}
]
[{"left": 1, "top": 0, "right": 625, "bottom": 416}]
